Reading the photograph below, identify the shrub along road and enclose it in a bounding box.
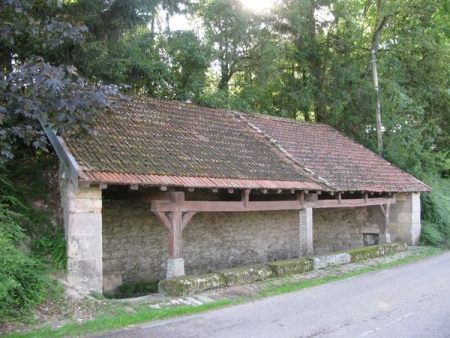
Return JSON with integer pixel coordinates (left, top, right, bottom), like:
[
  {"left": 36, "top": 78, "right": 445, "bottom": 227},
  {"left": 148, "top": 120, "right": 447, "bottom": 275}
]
[{"left": 96, "top": 251, "right": 450, "bottom": 338}]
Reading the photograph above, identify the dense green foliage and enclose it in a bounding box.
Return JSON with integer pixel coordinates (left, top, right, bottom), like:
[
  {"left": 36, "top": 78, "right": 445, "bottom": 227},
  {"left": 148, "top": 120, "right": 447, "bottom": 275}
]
[
  {"left": 0, "top": 164, "right": 60, "bottom": 321},
  {"left": 421, "top": 177, "right": 450, "bottom": 246},
  {"left": 8, "top": 153, "right": 67, "bottom": 269}
]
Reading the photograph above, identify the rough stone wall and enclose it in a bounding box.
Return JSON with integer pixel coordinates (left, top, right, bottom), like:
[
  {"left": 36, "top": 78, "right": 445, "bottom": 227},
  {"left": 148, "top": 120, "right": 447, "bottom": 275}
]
[
  {"left": 102, "top": 199, "right": 378, "bottom": 291},
  {"left": 102, "top": 199, "right": 300, "bottom": 288},
  {"left": 102, "top": 200, "right": 167, "bottom": 290},
  {"left": 313, "top": 208, "right": 373, "bottom": 254},
  {"left": 183, "top": 210, "right": 300, "bottom": 275}
]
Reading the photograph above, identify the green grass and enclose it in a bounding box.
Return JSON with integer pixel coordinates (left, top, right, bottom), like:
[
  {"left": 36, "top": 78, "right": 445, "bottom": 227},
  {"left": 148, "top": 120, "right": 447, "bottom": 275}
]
[
  {"left": 4, "top": 246, "right": 444, "bottom": 338},
  {"left": 4, "top": 299, "right": 235, "bottom": 338}
]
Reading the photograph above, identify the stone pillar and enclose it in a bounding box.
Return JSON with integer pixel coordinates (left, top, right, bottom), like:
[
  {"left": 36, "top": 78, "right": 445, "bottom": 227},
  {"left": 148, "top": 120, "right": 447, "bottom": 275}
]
[
  {"left": 60, "top": 175, "right": 103, "bottom": 294},
  {"left": 167, "top": 258, "right": 185, "bottom": 278},
  {"left": 388, "top": 193, "right": 421, "bottom": 245},
  {"left": 299, "top": 207, "right": 313, "bottom": 256}
]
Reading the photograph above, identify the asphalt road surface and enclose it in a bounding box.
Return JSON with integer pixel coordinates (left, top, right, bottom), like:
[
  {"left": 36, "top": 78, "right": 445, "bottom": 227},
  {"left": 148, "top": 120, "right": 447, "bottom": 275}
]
[{"left": 98, "top": 252, "right": 450, "bottom": 338}]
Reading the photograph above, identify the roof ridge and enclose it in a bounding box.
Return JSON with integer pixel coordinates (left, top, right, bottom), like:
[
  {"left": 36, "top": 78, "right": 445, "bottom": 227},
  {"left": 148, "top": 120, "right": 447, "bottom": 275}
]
[{"left": 231, "top": 111, "right": 337, "bottom": 191}]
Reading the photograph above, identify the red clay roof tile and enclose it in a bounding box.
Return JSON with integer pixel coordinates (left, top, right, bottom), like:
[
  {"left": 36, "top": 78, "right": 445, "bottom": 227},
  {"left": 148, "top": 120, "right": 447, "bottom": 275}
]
[
  {"left": 243, "top": 113, "right": 429, "bottom": 192},
  {"left": 64, "top": 96, "right": 429, "bottom": 192}
]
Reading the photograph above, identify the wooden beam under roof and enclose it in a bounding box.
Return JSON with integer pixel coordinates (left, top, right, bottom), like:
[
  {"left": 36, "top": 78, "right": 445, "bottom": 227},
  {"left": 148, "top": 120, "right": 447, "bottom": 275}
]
[{"left": 151, "top": 195, "right": 396, "bottom": 213}]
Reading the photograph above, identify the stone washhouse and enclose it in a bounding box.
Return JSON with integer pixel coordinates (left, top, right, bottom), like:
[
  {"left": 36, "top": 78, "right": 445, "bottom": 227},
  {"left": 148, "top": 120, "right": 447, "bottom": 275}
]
[{"left": 41, "top": 97, "right": 430, "bottom": 294}]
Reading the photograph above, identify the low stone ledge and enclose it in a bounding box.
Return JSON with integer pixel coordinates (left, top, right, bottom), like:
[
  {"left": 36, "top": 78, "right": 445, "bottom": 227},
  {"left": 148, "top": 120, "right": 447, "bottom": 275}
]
[
  {"left": 349, "top": 242, "right": 407, "bottom": 262},
  {"left": 313, "top": 253, "right": 351, "bottom": 270},
  {"left": 157, "top": 243, "right": 408, "bottom": 297},
  {"left": 267, "top": 258, "right": 314, "bottom": 277},
  {"left": 158, "top": 273, "right": 226, "bottom": 297},
  {"left": 218, "top": 264, "right": 274, "bottom": 286}
]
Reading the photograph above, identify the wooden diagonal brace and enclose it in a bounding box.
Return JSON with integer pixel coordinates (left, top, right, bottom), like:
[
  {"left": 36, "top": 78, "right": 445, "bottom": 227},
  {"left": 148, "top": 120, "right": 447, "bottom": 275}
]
[
  {"left": 154, "top": 212, "right": 172, "bottom": 232},
  {"left": 182, "top": 212, "right": 197, "bottom": 231}
]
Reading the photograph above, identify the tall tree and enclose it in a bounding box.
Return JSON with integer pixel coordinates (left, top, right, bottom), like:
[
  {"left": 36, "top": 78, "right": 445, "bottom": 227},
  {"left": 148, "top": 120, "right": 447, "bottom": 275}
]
[
  {"left": 0, "top": 0, "right": 124, "bottom": 161},
  {"left": 162, "top": 30, "right": 212, "bottom": 101},
  {"left": 378, "top": 0, "right": 450, "bottom": 174},
  {"left": 194, "top": 0, "right": 261, "bottom": 94}
]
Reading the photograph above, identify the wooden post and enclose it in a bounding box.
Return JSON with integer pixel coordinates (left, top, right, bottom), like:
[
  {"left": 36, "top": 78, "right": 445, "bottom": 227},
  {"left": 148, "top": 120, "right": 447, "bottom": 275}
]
[
  {"left": 168, "top": 210, "right": 183, "bottom": 259},
  {"left": 378, "top": 203, "right": 391, "bottom": 244},
  {"left": 385, "top": 203, "right": 390, "bottom": 228},
  {"left": 164, "top": 192, "right": 187, "bottom": 278}
]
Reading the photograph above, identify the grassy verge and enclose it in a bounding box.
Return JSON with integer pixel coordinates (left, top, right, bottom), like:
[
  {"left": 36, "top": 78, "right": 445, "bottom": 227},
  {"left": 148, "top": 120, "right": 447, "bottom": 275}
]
[{"left": 4, "top": 246, "right": 445, "bottom": 338}]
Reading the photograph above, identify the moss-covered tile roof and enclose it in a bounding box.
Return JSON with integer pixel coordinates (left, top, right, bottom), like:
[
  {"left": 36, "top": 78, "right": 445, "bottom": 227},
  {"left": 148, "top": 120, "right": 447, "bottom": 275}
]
[
  {"left": 61, "top": 96, "right": 429, "bottom": 192},
  {"left": 65, "top": 97, "right": 322, "bottom": 190}
]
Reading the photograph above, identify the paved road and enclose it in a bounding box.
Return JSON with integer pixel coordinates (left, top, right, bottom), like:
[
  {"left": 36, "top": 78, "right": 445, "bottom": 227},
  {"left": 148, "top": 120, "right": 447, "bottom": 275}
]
[{"left": 98, "top": 252, "right": 450, "bottom": 338}]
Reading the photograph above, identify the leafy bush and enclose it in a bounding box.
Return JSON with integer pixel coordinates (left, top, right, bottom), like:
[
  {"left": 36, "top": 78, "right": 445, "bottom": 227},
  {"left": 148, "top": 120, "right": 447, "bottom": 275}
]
[
  {"left": 420, "top": 221, "right": 445, "bottom": 246},
  {"left": 0, "top": 164, "right": 59, "bottom": 321},
  {"left": 7, "top": 153, "right": 67, "bottom": 269},
  {"left": 0, "top": 208, "right": 48, "bottom": 319},
  {"left": 31, "top": 227, "right": 67, "bottom": 270},
  {"left": 420, "top": 176, "right": 450, "bottom": 247}
]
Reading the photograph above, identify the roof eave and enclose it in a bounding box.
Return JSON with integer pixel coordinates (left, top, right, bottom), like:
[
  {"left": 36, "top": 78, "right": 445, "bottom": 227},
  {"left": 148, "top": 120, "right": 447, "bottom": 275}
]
[
  {"left": 39, "top": 115, "right": 86, "bottom": 188},
  {"left": 80, "top": 171, "right": 324, "bottom": 191}
]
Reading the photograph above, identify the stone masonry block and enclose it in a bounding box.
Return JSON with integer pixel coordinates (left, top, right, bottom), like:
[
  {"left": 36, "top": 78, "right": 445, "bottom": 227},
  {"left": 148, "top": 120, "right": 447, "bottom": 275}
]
[
  {"left": 411, "top": 193, "right": 421, "bottom": 211},
  {"left": 299, "top": 208, "right": 313, "bottom": 256},
  {"left": 396, "top": 212, "right": 413, "bottom": 223},
  {"left": 67, "top": 213, "right": 102, "bottom": 236},
  {"left": 66, "top": 185, "right": 102, "bottom": 200},
  {"left": 67, "top": 234, "right": 102, "bottom": 260},
  {"left": 167, "top": 258, "right": 185, "bottom": 278},
  {"left": 395, "top": 193, "right": 407, "bottom": 202},
  {"left": 67, "top": 259, "right": 102, "bottom": 294},
  {"left": 218, "top": 264, "right": 274, "bottom": 286},
  {"left": 389, "top": 193, "right": 423, "bottom": 245},
  {"left": 159, "top": 273, "right": 227, "bottom": 297},
  {"left": 67, "top": 198, "right": 102, "bottom": 214},
  {"left": 411, "top": 222, "right": 421, "bottom": 246},
  {"left": 267, "top": 258, "right": 314, "bottom": 277},
  {"left": 348, "top": 242, "right": 407, "bottom": 262},
  {"left": 313, "top": 253, "right": 351, "bottom": 270}
]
